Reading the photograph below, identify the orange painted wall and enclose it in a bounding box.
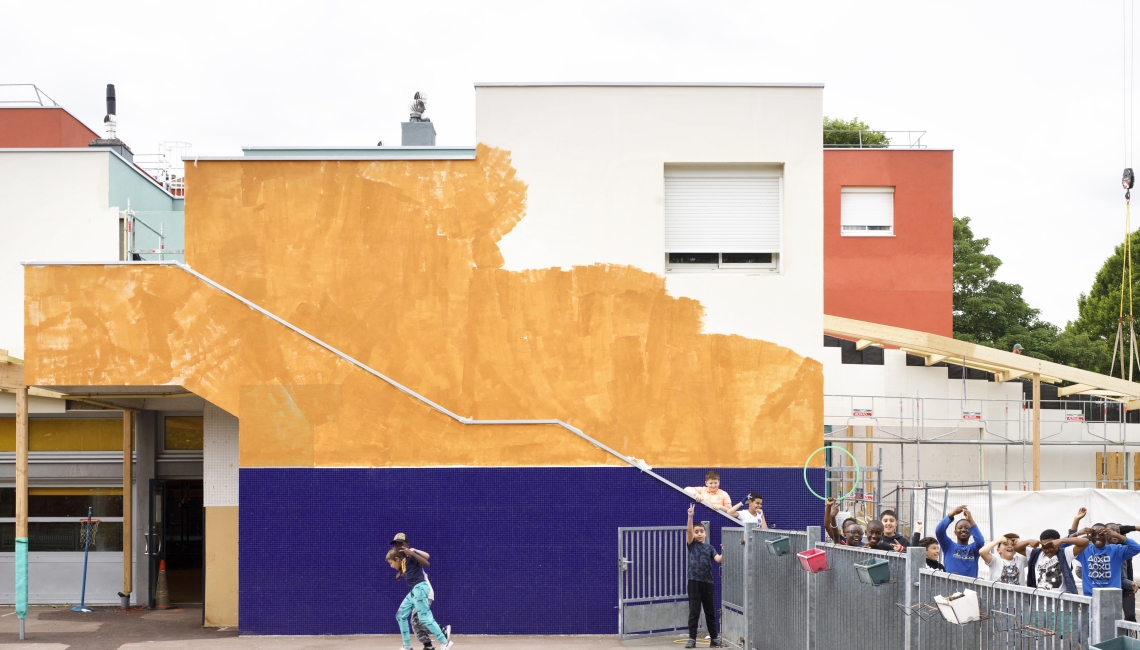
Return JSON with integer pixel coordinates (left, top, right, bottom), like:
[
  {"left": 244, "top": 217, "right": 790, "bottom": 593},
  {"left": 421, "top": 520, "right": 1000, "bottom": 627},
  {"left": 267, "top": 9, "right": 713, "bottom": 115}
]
[
  {"left": 26, "top": 145, "right": 822, "bottom": 468},
  {"left": 824, "top": 149, "right": 953, "bottom": 337},
  {"left": 0, "top": 108, "right": 99, "bottom": 148}
]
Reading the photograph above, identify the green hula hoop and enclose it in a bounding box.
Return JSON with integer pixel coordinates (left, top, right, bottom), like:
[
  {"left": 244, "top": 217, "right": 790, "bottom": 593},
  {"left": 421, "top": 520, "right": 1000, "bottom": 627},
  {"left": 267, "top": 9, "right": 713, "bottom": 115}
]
[{"left": 803, "top": 445, "right": 860, "bottom": 501}]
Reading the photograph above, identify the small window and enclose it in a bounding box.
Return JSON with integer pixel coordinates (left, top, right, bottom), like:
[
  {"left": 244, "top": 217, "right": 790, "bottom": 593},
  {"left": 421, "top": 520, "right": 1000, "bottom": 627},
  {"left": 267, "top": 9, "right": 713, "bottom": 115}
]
[
  {"left": 841, "top": 187, "right": 894, "bottom": 236},
  {"left": 164, "top": 416, "right": 203, "bottom": 450},
  {"left": 666, "top": 252, "right": 778, "bottom": 271}
]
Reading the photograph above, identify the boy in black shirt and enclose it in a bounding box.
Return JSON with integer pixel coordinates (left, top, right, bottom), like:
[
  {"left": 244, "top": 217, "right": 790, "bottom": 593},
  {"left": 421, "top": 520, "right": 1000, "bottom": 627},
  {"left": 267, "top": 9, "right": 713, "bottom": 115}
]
[
  {"left": 686, "top": 504, "right": 725, "bottom": 648},
  {"left": 390, "top": 533, "right": 453, "bottom": 650}
]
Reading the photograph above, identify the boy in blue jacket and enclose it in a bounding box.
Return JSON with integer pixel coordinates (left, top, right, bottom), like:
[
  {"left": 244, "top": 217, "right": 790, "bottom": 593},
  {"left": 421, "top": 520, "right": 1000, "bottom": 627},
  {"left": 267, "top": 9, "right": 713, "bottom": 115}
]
[
  {"left": 935, "top": 505, "right": 985, "bottom": 578},
  {"left": 1075, "top": 524, "right": 1140, "bottom": 596}
]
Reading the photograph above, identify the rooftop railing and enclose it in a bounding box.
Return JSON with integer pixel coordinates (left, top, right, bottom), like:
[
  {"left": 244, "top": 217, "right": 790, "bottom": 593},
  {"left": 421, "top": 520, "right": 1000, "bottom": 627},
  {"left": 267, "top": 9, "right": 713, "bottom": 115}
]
[
  {"left": 0, "top": 84, "right": 59, "bottom": 107},
  {"left": 824, "top": 129, "right": 927, "bottom": 148}
]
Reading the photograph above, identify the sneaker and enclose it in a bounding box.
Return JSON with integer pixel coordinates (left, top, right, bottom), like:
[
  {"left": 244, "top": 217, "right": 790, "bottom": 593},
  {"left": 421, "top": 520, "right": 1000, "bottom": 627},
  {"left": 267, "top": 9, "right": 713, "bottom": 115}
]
[
  {"left": 422, "top": 645, "right": 434, "bottom": 650},
  {"left": 439, "top": 642, "right": 454, "bottom": 650},
  {"left": 685, "top": 641, "right": 697, "bottom": 649},
  {"left": 444, "top": 624, "right": 451, "bottom": 641}
]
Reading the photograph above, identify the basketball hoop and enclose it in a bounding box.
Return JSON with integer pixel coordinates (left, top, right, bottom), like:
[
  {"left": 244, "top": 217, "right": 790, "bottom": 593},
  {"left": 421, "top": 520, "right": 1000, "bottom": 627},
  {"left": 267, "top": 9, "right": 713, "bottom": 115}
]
[
  {"left": 79, "top": 517, "right": 100, "bottom": 551},
  {"left": 72, "top": 510, "right": 100, "bottom": 612}
]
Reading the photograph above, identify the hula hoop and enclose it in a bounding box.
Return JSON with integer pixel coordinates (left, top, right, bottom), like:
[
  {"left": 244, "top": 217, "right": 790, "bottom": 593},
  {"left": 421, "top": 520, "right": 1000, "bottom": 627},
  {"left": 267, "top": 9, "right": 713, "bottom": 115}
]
[{"left": 803, "top": 445, "right": 860, "bottom": 501}]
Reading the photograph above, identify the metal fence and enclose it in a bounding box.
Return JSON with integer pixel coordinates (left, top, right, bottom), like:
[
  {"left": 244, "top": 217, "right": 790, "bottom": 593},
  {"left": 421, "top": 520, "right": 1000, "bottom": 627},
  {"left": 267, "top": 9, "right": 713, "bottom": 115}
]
[
  {"left": 715, "top": 530, "right": 1124, "bottom": 650},
  {"left": 811, "top": 542, "right": 910, "bottom": 649},
  {"left": 919, "top": 569, "right": 1093, "bottom": 650},
  {"left": 618, "top": 525, "right": 693, "bottom": 639},
  {"left": 1116, "top": 618, "right": 1140, "bottom": 639}
]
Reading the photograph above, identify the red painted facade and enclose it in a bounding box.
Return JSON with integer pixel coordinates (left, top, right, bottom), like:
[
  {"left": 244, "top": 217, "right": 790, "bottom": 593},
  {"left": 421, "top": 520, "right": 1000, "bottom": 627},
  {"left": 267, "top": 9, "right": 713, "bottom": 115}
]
[
  {"left": 0, "top": 107, "right": 100, "bottom": 148},
  {"left": 824, "top": 149, "right": 954, "bottom": 336}
]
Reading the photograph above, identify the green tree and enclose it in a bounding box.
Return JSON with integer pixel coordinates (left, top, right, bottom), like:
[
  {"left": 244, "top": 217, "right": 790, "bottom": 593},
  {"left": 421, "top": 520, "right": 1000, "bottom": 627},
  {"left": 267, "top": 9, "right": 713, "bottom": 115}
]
[
  {"left": 1069, "top": 228, "right": 1140, "bottom": 373},
  {"left": 953, "top": 216, "right": 1110, "bottom": 371},
  {"left": 1071, "top": 233, "right": 1140, "bottom": 340},
  {"left": 823, "top": 116, "right": 891, "bottom": 148}
]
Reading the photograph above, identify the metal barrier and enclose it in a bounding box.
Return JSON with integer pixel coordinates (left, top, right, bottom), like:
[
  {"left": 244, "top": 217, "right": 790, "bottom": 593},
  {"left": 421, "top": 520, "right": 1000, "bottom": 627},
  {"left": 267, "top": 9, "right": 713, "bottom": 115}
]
[
  {"left": 1116, "top": 618, "right": 1140, "bottom": 639},
  {"left": 811, "top": 542, "right": 910, "bottom": 649},
  {"left": 751, "top": 528, "right": 810, "bottom": 650},
  {"left": 721, "top": 527, "right": 748, "bottom": 648},
  {"left": 618, "top": 525, "right": 700, "bottom": 639},
  {"left": 918, "top": 569, "right": 1093, "bottom": 649},
  {"left": 715, "top": 529, "right": 1125, "bottom": 650}
]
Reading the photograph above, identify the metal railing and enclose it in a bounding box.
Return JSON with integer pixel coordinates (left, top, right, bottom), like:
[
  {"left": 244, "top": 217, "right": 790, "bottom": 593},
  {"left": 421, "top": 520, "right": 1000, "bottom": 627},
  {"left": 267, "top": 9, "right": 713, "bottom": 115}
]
[
  {"left": 1116, "top": 618, "right": 1140, "bottom": 638},
  {"left": 823, "top": 130, "right": 927, "bottom": 148},
  {"left": 0, "top": 84, "right": 59, "bottom": 107},
  {"left": 919, "top": 569, "right": 1093, "bottom": 649},
  {"left": 717, "top": 529, "right": 1123, "bottom": 649}
]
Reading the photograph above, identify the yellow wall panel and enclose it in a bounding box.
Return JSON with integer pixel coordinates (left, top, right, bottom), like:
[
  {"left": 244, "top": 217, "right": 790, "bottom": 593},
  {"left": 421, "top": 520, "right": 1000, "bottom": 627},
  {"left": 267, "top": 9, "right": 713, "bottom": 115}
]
[
  {"left": 26, "top": 145, "right": 823, "bottom": 468},
  {"left": 204, "top": 506, "right": 238, "bottom": 627},
  {"left": 0, "top": 418, "right": 127, "bottom": 451}
]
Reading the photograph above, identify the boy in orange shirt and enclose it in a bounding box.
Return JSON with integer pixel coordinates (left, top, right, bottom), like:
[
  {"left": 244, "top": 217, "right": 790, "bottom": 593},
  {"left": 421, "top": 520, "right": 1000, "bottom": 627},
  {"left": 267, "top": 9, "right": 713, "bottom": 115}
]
[{"left": 686, "top": 471, "right": 731, "bottom": 511}]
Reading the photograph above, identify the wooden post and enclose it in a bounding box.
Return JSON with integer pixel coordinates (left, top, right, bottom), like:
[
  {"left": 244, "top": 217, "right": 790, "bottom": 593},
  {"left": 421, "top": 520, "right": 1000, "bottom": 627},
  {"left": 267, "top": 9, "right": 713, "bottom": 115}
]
[
  {"left": 1032, "top": 373, "right": 1041, "bottom": 491},
  {"left": 865, "top": 425, "right": 874, "bottom": 518},
  {"left": 15, "top": 387, "right": 27, "bottom": 541},
  {"left": 122, "top": 411, "right": 132, "bottom": 603},
  {"left": 845, "top": 425, "right": 854, "bottom": 500}
]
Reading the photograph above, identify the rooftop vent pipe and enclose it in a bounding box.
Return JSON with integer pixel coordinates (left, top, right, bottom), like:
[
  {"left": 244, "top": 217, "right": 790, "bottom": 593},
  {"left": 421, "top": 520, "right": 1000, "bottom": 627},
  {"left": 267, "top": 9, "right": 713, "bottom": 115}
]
[
  {"left": 401, "top": 91, "right": 436, "bottom": 146},
  {"left": 104, "top": 84, "right": 117, "bottom": 139},
  {"left": 89, "top": 83, "right": 132, "bottom": 161}
]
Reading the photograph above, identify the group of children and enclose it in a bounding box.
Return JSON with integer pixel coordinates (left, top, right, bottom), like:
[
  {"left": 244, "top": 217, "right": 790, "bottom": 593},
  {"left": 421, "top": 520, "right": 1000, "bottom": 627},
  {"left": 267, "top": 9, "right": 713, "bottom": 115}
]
[
  {"left": 681, "top": 471, "right": 772, "bottom": 649},
  {"left": 824, "top": 500, "right": 1140, "bottom": 620}
]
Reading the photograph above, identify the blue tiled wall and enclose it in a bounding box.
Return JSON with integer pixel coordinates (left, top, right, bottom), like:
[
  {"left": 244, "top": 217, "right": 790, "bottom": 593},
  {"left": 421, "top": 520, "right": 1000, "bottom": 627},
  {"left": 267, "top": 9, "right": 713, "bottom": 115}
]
[{"left": 239, "top": 466, "right": 824, "bottom": 635}]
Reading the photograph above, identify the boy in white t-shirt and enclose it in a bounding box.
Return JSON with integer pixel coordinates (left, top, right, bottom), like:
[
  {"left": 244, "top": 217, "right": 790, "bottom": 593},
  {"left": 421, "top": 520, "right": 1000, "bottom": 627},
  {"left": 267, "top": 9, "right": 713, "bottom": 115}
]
[
  {"left": 729, "top": 493, "right": 768, "bottom": 529},
  {"left": 980, "top": 535, "right": 1029, "bottom": 585}
]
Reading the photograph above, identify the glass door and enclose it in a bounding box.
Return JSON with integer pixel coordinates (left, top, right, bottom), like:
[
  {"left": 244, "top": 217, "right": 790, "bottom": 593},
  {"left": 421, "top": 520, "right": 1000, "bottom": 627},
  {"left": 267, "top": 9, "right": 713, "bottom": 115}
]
[{"left": 147, "top": 479, "right": 166, "bottom": 606}]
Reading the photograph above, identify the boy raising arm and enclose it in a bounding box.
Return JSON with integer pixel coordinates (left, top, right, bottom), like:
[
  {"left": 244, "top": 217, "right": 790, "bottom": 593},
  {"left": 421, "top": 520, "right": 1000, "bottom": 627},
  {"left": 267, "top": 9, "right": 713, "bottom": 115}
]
[
  {"left": 934, "top": 505, "right": 985, "bottom": 578},
  {"left": 685, "top": 504, "right": 725, "bottom": 649}
]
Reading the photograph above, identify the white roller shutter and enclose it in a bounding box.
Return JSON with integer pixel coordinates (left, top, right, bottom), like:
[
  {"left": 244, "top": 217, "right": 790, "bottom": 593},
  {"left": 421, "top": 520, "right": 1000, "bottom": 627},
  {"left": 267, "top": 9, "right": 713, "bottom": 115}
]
[
  {"left": 841, "top": 187, "right": 894, "bottom": 235},
  {"left": 664, "top": 173, "right": 782, "bottom": 253}
]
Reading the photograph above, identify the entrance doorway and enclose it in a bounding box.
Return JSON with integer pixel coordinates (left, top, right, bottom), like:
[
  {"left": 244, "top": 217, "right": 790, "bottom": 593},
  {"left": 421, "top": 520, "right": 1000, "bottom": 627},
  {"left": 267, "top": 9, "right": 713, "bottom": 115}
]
[{"left": 148, "top": 479, "right": 203, "bottom": 605}]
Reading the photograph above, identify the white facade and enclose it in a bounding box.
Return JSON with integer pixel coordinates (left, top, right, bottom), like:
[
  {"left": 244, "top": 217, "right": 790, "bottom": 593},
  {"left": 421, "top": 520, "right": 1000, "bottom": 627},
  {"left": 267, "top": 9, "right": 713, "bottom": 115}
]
[
  {"left": 0, "top": 151, "right": 118, "bottom": 361},
  {"left": 476, "top": 83, "right": 825, "bottom": 361},
  {"left": 824, "top": 347, "right": 1140, "bottom": 488}
]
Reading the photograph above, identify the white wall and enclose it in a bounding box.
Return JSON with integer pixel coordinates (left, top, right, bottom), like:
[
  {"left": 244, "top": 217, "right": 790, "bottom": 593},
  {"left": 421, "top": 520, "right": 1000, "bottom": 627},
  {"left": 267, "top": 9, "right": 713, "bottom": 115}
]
[
  {"left": 204, "top": 403, "right": 238, "bottom": 508},
  {"left": 0, "top": 552, "right": 126, "bottom": 604},
  {"left": 0, "top": 151, "right": 117, "bottom": 359},
  {"left": 476, "top": 84, "right": 824, "bottom": 361}
]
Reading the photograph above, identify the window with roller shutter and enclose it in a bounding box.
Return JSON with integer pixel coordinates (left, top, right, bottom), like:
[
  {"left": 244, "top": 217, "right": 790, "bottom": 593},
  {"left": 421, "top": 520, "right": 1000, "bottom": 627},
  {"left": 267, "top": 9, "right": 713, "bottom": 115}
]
[
  {"left": 840, "top": 187, "right": 894, "bottom": 236},
  {"left": 663, "top": 166, "right": 782, "bottom": 272}
]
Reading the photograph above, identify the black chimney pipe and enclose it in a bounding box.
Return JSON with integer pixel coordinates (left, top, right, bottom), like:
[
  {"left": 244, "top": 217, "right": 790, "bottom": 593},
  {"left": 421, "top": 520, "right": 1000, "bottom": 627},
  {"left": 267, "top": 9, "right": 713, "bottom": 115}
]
[{"left": 106, "top": 84, "right": 116, "bottom": 117}]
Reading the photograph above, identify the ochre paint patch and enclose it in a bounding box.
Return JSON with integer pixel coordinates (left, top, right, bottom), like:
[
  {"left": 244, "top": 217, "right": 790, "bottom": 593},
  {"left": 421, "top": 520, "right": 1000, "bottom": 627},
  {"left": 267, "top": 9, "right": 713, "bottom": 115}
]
[
  {"left": 27, "top": 145, "right": 822, "bottom": 468},
  {"left": 25, "top": 265, "right": 618, "bottom": 468}
]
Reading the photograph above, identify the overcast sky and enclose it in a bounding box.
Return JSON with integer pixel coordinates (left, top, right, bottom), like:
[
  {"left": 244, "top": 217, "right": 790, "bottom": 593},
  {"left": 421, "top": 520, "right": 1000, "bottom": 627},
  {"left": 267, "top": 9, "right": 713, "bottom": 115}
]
[{"left": 3, "top": 1, "right": 1134, "bottom": 326}]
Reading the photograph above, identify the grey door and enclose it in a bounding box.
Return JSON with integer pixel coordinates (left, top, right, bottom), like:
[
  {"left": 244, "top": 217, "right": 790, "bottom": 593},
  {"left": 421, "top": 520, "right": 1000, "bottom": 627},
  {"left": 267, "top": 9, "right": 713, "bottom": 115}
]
[{"left": 619, "top": 525, "right": 705, "bottom": 639}]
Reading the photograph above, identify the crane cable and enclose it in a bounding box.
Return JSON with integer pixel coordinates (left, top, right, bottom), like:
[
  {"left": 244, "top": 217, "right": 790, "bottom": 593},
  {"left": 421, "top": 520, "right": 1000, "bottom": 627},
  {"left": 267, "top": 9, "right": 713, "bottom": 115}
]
[{"left": 1113, "top": 0, "right": 1139, "bottom": 381}]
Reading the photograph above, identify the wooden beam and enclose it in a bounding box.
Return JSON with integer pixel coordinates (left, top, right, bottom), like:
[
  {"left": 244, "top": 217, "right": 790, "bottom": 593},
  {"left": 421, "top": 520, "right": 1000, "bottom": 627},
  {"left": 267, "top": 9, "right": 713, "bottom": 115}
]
[
  {"left": 15, "top": 386, "right": 27, "bottom": 540},
  {"left": 1058, "top": 384, "right": 1096, "bottom": 397},
  {"left": 0, "top": 361, "right": 23, "bottom": 391},
  {"left": 122, "top": 412, "right": 132, "bottom": 602},
  {"left": 1127, "top": 399, "right": 1140, "bottom": 412},
  {"left": 826, "top": 315, "right": 1140, "bottom": 397},
  {"left": 925, "top": 354, "right": 949, "bottom": 366},
  {"left": 855, "top": 339, "right": 875, "bottom": 351},
  {"left": 1033, "top": 374, "right": 1041, "bottom": 491},
  {"left": 1000, "top": 371, "right": 1029, "bottom": 383}
]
